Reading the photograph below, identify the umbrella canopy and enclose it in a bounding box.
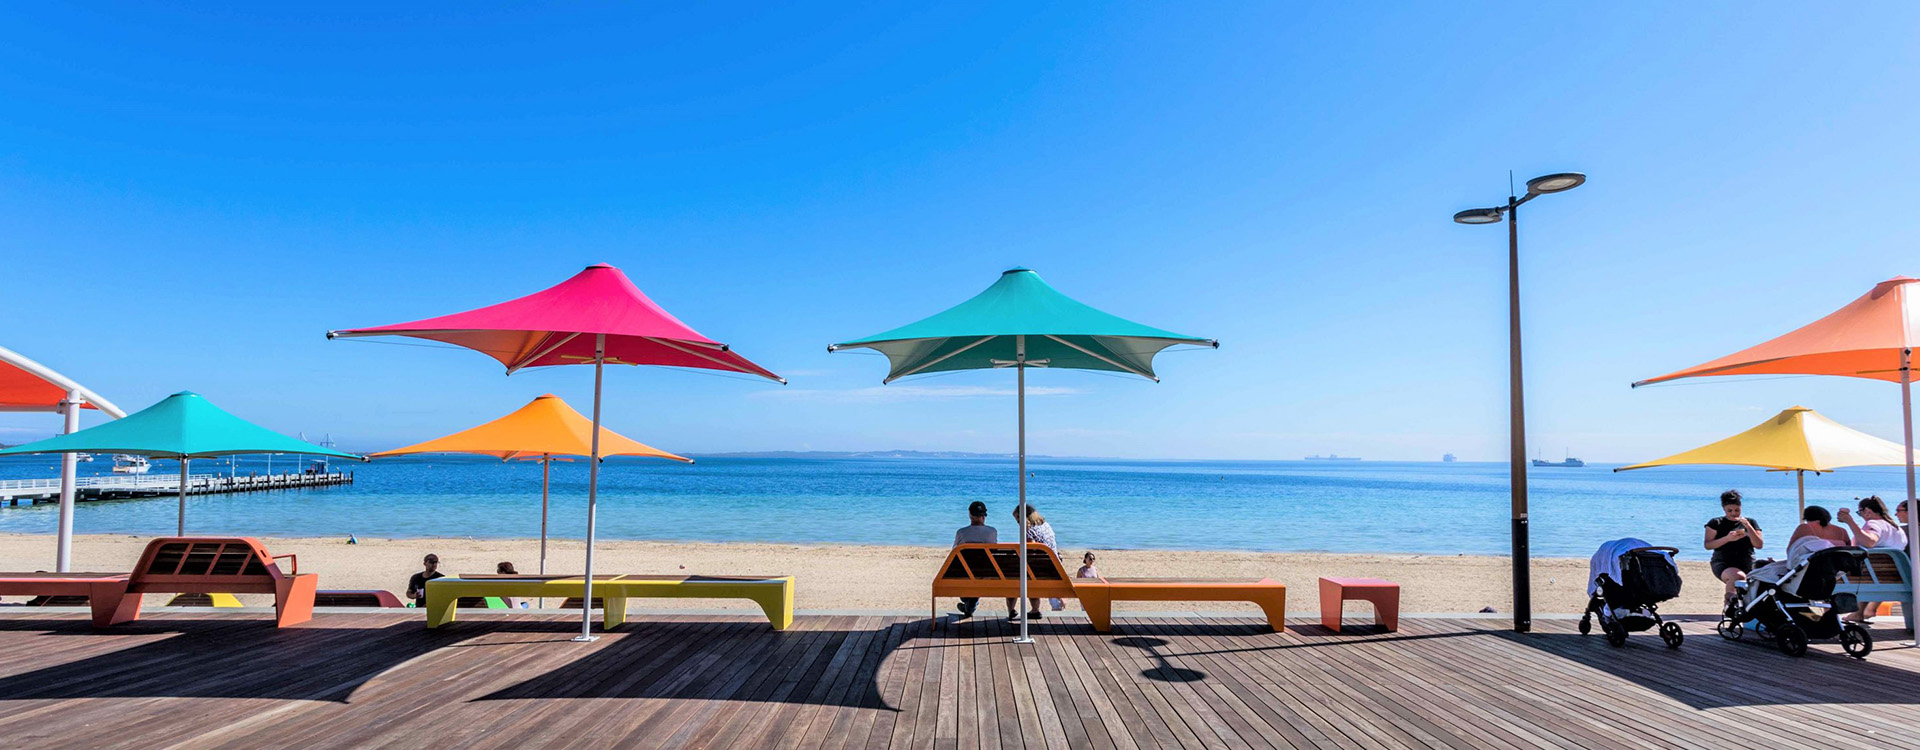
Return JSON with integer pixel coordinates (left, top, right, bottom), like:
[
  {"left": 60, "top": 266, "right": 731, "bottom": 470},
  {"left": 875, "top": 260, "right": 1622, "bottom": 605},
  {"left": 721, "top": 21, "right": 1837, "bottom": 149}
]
[
  {"left": 369, "top": 394, "right": 690, "bottom": 576},
  {"left": 831, "top": 267, "right": 1214, "bottom": 643},
  {"left": 0, "top": 345, "right": 124, "bottom": 416},
  {"left": 0, "top": 391, "right": 362, "bottom": 535},
  {"left": 328, "top": 263, "right": 780, "bottom": 642},
  {"left": 370, "top": 394, "right": 689, "bottom": 463},
  {"left": 328, "top": 263, "right": 784, "bottom": 382},
  {"left": 1635, "top": 277, "right": 1920, "bottom": 386},
  {"left": 1618, "top": 406, "right": 1920, "bottom": 473},
  {"left": 831, "top": 268, "right": 1215, "bottom": 381},
  {"left": 1616, "top": 406, "right": 1920, "bottom": 513}
]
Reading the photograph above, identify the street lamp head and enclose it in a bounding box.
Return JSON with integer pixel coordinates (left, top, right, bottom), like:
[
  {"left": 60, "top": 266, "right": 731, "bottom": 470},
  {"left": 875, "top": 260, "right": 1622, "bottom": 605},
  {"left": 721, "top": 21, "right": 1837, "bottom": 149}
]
[
  {"left": 1524, "top": 172, "right": 1586, "bottom": 195},
  {"left": 1453, "top": 207, "right": 1505, "bottom": 225}
]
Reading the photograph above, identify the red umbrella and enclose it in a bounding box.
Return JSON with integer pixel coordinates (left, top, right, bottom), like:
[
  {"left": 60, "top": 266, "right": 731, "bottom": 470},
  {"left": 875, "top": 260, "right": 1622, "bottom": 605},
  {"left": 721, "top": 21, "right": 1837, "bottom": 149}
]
[{"left": 329, "top": 263, "right": 782, "bottom": 640}]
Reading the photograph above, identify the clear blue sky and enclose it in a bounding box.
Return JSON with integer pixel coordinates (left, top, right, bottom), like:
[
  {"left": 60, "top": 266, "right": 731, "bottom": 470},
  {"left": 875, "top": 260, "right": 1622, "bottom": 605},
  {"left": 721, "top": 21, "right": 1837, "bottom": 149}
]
[{"left": 4, "top": 4, "right": 1917, "bottom": 461}]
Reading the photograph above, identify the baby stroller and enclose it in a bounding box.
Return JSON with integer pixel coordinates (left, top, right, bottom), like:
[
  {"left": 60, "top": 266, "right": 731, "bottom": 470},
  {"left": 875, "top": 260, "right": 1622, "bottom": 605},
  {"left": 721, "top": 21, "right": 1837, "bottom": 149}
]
[
  {"left": 1720, "top": 540, "right": 1873, "bottom": 659},
  {"left": 1579, "top": 538, "right": 1684, "bottom": 648}
]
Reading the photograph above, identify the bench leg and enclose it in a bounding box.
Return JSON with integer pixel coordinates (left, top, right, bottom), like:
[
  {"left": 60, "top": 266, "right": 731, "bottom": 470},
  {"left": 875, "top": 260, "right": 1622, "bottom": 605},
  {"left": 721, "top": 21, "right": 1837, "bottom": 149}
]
[
  {"left": 91, "top": 583, "right": 138, "bottom": 628},
  {"left": 1079, "top": 587, "right": 1113, "bottom": 632},
  {"left": 602, "top": 595, "right": 628, "bottom": 630},
  {"left": 1366, "top": 589, "right": 1399, "bottom": 632},
  {"left": 1319, "top": 579, "right": 1343, "bottom": 632},
  {"left": 1253, "top": 589, "right": 1287, "bottom": 633},
  {"left": 749, "top": 585, "right": 793, "bottom": 631},
  {"left": 275, "top": 574, "right": 318, "bottom": 627},
  {"left": 424, "top": 587, "right": 458, "bottom": 628}
]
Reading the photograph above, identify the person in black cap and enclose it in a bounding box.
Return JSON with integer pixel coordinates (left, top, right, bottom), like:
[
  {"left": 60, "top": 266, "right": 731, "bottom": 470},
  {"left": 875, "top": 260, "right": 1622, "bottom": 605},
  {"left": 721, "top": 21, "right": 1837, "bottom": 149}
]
[
  {"left": 406, "top": 553, "right": 445, "bottom": 608},
  {"left": 952, "top": 500, "right": 1001, "bottom": 619}
]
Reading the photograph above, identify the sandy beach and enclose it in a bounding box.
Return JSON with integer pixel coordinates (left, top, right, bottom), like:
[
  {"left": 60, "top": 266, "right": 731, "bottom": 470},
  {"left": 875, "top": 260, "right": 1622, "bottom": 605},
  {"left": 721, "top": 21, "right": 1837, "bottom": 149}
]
[{"left": 0, "top": 533, "right": 1728, "bottom": 616}]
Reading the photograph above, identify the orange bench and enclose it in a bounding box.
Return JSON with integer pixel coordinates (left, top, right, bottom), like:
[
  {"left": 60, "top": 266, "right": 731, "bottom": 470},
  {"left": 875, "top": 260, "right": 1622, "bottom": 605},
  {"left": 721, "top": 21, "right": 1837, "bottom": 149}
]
[
  {"left": 1319, "top": 577, "right": 1398, "bottom": 633},
  {"left": 932, "top": 544, "right": 1287, "bottom": 632},
  {"left": 0, "top": 537, "right": 318, "bottom": 628}
]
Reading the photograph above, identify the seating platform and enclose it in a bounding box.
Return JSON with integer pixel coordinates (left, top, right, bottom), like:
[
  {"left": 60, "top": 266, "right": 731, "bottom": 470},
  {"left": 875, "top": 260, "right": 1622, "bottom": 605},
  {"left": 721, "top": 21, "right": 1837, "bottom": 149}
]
[
  {"left": 1835, "top": 548, "right": 1914, "bottom": 630},
  {"left": 932, "top": 543, "right": 1287, "bottom": 632},
  {"left": 1319, "top": 576, "right": 1399, "bottom": 632},
  {"left": 0, "top": 537, "right": 317, "bottom": 627},
  {"left": 424, "top": 574, "right": 794, "bottom": 630}
]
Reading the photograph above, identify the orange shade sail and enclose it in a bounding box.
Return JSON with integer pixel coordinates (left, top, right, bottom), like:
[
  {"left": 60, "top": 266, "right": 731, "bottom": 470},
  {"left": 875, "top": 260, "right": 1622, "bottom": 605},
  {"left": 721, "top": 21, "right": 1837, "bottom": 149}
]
[
  {"left": 1635, "top": 277, "right": 1920, "bottom": 386},
  {"left": 0, "top": 345, "right": 124, "bottom": 416},
  {"left": 370, "top": 394, "right": 689, "bottom": 463}
]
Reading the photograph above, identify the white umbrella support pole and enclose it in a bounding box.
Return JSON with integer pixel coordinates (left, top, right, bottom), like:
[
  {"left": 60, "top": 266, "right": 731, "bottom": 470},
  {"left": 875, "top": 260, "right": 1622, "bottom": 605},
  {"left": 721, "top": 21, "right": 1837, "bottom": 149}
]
[
  {"left": 55, "top": 392, "right": 80, "bottom": 571},
  {"left": 177, "top": 458, "right": 189, "bottom": 536},
  {"left": 1797, "top": 470, "right": 1805, "bottom": 516},
  {"left": 1015, "top": 335, "right": 1033, "bottom": 645},
  {"left": 577, "top": 334, "right": 606, "bottom": 643},
  {"left": 540, "top": 456, "right": 551, "bottom": 575},
  {"left": 1904, "top": 347, "right": 1917, "bottom": 633}
]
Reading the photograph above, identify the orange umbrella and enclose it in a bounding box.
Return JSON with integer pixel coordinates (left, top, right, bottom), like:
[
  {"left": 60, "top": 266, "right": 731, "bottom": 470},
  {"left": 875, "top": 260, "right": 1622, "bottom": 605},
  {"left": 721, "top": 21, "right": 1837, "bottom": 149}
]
[
  {"left": 371, "top": 394, "right": 689, "bottom": 574},
  {"left": 1636, "top": 276, "right": 1920, "bottom": 620}
]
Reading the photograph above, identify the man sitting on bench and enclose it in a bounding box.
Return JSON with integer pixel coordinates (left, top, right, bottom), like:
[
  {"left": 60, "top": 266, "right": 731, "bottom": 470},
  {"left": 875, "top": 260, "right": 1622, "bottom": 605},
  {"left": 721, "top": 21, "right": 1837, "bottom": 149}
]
[{"left": 952, "top": 501, "right": 1008, "bottom": 620}]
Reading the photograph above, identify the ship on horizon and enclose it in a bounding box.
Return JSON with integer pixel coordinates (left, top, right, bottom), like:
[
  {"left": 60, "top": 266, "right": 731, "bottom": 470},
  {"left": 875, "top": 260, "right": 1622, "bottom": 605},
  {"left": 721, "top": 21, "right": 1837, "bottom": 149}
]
[
  {"left": 1531, "top": 448, "right": 1585, "bottom": 468},
  {"left": 1305, "top": 454, "right": 1362, "bottom": 461},
  {"left": 1442, "top": 453, "right": 1457, "bottom": 463}
]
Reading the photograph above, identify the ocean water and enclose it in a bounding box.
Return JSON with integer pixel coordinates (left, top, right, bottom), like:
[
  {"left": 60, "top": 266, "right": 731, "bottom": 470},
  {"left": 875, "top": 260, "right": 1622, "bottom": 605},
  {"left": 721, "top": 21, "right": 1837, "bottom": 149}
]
[{"left": 0, "top": 454, "right": 1906, "bottom": 560}]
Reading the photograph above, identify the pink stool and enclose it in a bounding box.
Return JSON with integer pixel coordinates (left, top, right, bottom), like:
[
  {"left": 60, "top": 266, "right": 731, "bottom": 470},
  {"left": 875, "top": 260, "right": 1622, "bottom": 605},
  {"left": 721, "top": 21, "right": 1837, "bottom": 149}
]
[{"left": 1319, "top": 577, "right": 1399, "bottom": 633}]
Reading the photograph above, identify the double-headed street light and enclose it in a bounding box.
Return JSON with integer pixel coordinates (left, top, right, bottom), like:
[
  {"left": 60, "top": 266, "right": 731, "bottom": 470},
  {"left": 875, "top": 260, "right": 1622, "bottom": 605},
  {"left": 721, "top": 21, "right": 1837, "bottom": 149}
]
[{"left": 1453, "top": 171, "right": 1586, "bottom": 634}]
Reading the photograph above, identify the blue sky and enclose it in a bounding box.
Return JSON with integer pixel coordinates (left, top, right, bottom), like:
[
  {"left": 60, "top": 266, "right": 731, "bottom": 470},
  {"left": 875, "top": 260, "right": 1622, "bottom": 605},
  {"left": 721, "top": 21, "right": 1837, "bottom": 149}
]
[{"left": 3, "top": 4, "right": 1917, "bottom": 461}]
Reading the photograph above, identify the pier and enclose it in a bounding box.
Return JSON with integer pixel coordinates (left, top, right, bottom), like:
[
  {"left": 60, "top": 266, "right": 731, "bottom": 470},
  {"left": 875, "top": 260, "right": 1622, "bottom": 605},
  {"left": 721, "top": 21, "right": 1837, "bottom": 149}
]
[{"left": 0, "top": 471, "right": 353, "bottom": 506}]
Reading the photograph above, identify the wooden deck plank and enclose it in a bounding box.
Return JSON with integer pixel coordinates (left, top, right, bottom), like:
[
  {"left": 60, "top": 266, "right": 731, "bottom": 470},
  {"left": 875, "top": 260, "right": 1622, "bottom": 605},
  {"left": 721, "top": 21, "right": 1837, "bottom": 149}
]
[{"left": 0, "top": 611, "right": 1917, "bottom": 749}]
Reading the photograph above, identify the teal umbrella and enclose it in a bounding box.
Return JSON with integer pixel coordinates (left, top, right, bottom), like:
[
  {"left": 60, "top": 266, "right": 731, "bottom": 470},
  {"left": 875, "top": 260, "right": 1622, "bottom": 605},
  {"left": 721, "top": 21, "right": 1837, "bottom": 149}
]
[
  {"left": 0, "top": 391, "right": 363, "bottom": 535},
  {"left": 831, "top": 268, "right": 1214, "bottom": 642}
]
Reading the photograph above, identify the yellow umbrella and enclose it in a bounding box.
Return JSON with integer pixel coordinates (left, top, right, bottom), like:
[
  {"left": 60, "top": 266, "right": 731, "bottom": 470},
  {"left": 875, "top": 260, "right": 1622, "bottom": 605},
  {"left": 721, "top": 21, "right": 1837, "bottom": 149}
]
[
  {"left": 1616, "top": 406, "right": 1920, "bottom": 513},
  {"left": 371, "top": 394, "right": 690, "bottom": 574}
]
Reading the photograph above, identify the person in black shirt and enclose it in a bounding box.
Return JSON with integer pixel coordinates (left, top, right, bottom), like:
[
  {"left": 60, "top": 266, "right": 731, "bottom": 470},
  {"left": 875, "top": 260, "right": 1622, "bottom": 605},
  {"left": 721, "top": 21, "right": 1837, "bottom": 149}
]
[
  {"left": 1704, "top": 490, "right": 1763, "bottom": 600},
  {"left": 406, "top": 553, "right": 444, "bottom": 608}
]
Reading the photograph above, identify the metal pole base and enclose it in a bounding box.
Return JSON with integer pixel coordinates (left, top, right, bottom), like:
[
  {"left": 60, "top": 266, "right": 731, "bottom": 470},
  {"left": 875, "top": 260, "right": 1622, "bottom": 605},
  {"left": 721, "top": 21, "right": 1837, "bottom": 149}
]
[
  {"left": 1011, "top": 636, "right": 1035, "bottom": 644},
  {"left": 572, "top": 635, "right": 600, "bottom": 643}
]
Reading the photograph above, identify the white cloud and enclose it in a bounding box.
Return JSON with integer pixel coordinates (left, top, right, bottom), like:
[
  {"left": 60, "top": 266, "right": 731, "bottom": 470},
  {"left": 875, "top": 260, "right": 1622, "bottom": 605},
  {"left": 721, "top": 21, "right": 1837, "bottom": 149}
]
[{"left": 751, "top": 385, "right": 1083, "bottom": 404}]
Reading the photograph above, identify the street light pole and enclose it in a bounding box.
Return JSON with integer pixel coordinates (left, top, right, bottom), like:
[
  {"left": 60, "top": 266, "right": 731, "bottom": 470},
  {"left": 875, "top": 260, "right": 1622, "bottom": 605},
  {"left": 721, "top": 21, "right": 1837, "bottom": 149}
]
[
  {"left": 1505, "top": 193, "right": 1531, "bottom": 633},
  {"left": 1454, "top": 171, "right": 1585, "bottom": 634}
]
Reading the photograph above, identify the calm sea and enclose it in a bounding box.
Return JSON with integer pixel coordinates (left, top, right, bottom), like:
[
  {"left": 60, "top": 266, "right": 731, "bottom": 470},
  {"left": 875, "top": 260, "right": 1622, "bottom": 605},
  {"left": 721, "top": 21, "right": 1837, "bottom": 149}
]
[{"left": 0, "top": 454, "right": 1904, "bottom": 560}]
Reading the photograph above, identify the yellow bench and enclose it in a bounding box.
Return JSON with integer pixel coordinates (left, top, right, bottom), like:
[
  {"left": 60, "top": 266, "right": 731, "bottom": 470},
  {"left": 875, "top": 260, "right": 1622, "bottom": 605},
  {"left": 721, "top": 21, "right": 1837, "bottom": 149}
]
[{"left": 424, "top": 574, "right": 794, "bottom": 630}]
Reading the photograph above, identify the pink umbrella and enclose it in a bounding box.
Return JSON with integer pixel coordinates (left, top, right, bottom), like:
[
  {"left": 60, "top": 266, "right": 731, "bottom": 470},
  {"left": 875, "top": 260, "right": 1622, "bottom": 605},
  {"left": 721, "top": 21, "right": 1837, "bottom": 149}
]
[{"left": 329, "top": 263, "right": 783, "bottom": 641}]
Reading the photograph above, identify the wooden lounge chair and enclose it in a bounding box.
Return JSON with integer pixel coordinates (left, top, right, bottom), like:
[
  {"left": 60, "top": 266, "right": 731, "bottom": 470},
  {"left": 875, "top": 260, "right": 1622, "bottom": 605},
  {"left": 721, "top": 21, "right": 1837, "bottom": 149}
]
[
  {"left": 0, "top": 537, "right": 317, "bottom": 627},
  {"left": 1834, "top": 548, "right": 1913, "bottom": 629},
  {"left": 424, "top": 574, "right": 794, "bottom": 630},
  {"left": 931, "top": 544, "right": 1287, "bottom": 632}
]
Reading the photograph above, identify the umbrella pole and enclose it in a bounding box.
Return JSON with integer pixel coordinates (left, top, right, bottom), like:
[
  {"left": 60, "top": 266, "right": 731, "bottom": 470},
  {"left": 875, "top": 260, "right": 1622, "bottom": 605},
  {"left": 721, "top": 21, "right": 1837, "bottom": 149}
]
[
  {"left": 541, "top": 455, "right": 551, "bottom": 576},
  {"left": 178, "top": 457, "right": 189, "bottom": 536},
  {"left": 576, "top": 334, "right": 606, "bottom": 643},
  {"left": 1903, "top": 348, "right": 1917, "bottom": 634},
  {"left": 1015, "top": 335, "right": 1033, "bottom": 645},
  {"left": 56, "top": 391, "right": 80, "bottom": 572},
  {"left": 1797, "top": 470, "right": 1805, "bottom": 516}
]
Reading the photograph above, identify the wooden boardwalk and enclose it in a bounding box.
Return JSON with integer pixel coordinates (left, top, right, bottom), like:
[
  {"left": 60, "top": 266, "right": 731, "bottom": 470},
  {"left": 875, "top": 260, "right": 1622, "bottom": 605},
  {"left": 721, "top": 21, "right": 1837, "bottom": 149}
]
[{"left": 0, "top": 610, "right": 1917, "bottom": 748}]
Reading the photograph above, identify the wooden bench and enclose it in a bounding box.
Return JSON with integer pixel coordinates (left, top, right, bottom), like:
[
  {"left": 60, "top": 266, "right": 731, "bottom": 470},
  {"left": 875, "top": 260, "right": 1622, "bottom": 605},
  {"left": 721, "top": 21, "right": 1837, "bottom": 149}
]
[
  {"left": 0, "top": 537, "right": 317, "bottom": 628},
  {"left": 932, "top": 544, "right": 1287, "bottom": 632},
  {"left": 315, "top": 590, "right": 406, "bottom": 608},
  {"left": 1835, "top": 548, "right": 1913, "bottom": 630},
  {"left": 1319, "top": 577, "right": 1399, "bottom": 633},
  {"left": 425, "top": 574, "right": 794, "bottom": 630}
]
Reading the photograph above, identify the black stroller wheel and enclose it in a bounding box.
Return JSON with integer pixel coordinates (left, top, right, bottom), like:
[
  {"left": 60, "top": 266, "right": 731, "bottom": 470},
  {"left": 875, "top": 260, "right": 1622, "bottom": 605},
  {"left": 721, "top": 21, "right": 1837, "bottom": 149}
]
[
  {"left": 1604, "top": 620, "right": 1627, "bottom": 647},
  {"left": 1841, "top": 624, "right": 1874, "bottom": 660},
  {"left": 1777, "top": 625, "right": 1809, "bottom": 657},
  {"left": 1717, "top": 619, "right": 1743, "bottom": 640},
  {"left": 1659, "top": 621, "right": 1683, "bottom": 649},
  {"left": 1578, "top": 615, "right": 1591, "bottom": 635}
]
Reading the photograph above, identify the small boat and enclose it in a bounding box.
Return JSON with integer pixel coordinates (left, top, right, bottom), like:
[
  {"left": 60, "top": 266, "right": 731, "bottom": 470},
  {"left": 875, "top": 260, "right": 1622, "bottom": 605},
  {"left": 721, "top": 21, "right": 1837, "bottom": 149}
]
[
  {"left": 1442, "top": 453, "right": 1457, "bottom": 463},
  {"left": 74, "top": 453, "right": 94, "bottom": 463},
  {"left": 1305, "top": 454, "right": 1362, "bottom": 461},
  {"left": 1532, "top": 449, "right": 1585, "bottom": 468},
  {"left": 111, "top": 455, "right": 151, "bottom": 474}
]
